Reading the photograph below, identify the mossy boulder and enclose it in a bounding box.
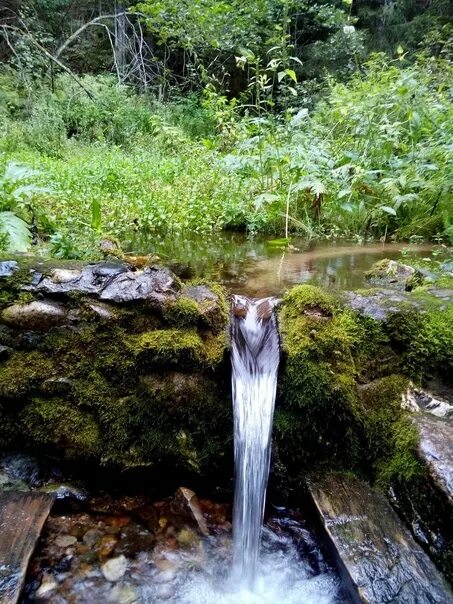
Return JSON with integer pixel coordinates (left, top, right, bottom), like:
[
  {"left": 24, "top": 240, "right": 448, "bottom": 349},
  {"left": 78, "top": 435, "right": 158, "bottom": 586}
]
[{"left": 0, "top": 259, "right": 231, "bottom": 481}]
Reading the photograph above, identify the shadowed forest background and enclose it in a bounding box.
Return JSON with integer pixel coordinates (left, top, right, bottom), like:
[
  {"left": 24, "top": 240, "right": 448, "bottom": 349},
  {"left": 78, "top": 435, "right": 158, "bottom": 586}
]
[{"left": 0, "top": 0, "right": 452, "bottom": 258}]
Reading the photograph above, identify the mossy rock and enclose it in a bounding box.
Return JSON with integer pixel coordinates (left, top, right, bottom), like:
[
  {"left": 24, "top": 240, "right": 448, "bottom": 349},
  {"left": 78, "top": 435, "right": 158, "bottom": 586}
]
[{"left": 20, "top": 397, "right": 100, "bottom": 460}]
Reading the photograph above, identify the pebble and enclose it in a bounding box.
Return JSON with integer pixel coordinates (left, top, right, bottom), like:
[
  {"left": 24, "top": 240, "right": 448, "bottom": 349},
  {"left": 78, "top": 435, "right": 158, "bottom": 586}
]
[
  {"left": 102, "top": 555, "right": 128, "bottom": 582},
  {"left": 35, "top": 573, "right": 58, "bottom": 599},
  {"left": 108, "top": 584, "right": 139, "bottom": 604},
  {"left": 83, "top": 528, "right": 102, "bottom": 547},
  {"left": 55, "top": 535, "right": 77, "bottom": 548}
]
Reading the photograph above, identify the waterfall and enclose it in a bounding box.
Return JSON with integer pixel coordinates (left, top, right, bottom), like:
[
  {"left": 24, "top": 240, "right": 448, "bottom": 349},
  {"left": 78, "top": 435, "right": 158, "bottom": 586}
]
[{"left": 230, "top": 295, "right": 280, "bottom": 587}]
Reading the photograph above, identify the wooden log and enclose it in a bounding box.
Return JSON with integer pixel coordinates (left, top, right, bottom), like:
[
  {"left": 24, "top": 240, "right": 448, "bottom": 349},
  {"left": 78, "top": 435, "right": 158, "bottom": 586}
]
[
  {"left": 0, "top": 492, "right": 54, "bottom": 604},
  {"left": 308, "top": 474, "right": 453, "bottom": 604}
]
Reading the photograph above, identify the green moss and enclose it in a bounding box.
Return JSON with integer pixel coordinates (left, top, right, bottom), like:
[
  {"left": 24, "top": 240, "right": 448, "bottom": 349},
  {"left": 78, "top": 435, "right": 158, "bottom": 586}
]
[
  {"left": 132, "top": 329, "right": 205, "bottom": 366},
  {"left": 281, "top": 284, "right": 336, "bottom": 319},
  {"left": 0, "top": 351, "right": 54, "bottom": 399},
  {"left": 21, "top": 397, "right": 100, "bottom": 459},
  {"left": 386, "top": 305, "right": 453, "bottom": 382},
  {"left": 277, "top": 286, "right": 365, "bottom": 476},
  {"left": 162, "top": 296, "right": 200, "bottom": 327},
  {"left": 357, "top": 375, "right": 422, "bottom": 485}
]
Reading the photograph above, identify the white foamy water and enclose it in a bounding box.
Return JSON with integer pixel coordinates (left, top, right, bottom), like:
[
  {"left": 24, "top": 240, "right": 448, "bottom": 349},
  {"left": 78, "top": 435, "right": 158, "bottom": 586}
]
[{"left": 137, "top": 517, "right": 342, "bottom": 604}]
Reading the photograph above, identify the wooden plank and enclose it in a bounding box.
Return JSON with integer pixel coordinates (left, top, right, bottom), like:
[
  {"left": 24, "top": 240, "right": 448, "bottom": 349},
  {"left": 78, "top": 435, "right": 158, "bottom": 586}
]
[
  {"left": 308, "top": 474, "right": 453, "bottom": 604},
  {"left": 0, "top": 492, "right": 54, "bottom": 604}
]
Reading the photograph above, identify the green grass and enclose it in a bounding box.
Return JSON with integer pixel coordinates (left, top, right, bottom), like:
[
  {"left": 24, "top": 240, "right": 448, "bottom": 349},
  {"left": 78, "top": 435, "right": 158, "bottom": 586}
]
[{"left": 0, "top": 55, "right": 452, "bottom": 258}]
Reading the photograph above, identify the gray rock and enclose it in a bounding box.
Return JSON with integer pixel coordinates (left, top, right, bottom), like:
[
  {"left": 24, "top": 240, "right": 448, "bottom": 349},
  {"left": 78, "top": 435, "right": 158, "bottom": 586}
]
[
  {"left": 1, "top": 300, "right": 68, "bottom": 331},
  {"left": 415, "top": 414, "right": 453, "bottom": 503},
  {"left": 440, "top": 261, "right": 453, "bottom": 274},
  {"left": 0, "top": 261, "right": 19, "bottom": 277},
  {"left": 0, "top": 453, "right": 43, "bottom": 487},
  {"left": 365, "top": 259, "right": 417, "bottom": 290},
  {"left": 102, "top": 555, "right": 128, "bottom": 582},
  {"left": 308, "top": 474, "right": 453, "bottom": 603},
  {"left": 39, "top": 483, "right": 88, "bottom": 502},
  {"left": 55, "top": 535, "right": 77, "bottom": 548},
  {"left": 403, "top": 387, "right": 453, "bottom": 419},
  {"left": 0, "top": 345, "right": 11, "bottom": 360},
  {"left": 345, "top": 289, "right": 418, "bottom": 321},
  {"left": 41, "top": 377, "right": 72, "bottom": 395},
  {"left": 100, "top": 267, "right": 180, "bottom": 304},
  {"left": 36, "top": 263, "right": 129, "bottom": 296}
]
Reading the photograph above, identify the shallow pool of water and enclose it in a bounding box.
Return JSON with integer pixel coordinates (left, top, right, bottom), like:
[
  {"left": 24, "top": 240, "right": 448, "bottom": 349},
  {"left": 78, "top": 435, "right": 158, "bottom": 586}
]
[{"left": 125, "top": 234, "right": 439, "bottom": 296}]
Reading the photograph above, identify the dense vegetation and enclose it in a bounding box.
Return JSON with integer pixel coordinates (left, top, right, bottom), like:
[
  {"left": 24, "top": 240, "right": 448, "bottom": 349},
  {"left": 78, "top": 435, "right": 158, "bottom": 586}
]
[{"left": 0, "top": 0, "right": 452, "bottom": 257}]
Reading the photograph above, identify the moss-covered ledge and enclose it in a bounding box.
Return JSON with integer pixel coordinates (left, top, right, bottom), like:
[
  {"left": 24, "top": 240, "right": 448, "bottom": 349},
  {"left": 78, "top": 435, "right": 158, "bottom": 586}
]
[{"left": 0, "top": 259, "right": 231, "bottom": 481}]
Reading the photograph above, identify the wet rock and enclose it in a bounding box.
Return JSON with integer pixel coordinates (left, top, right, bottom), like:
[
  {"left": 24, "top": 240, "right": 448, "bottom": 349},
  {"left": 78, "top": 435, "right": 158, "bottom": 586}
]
[
  {"left": 170, "top": 487, "right": 209, "bottom": 536},
  {"left": 441, "top": 261, "right": 453, "bottom": 274},
  {"left": 0, "top": 453, "right": 43, "bottom": 487},
  {"left": 2, "top": 300, "right": 68, "bottom": 331},
  {"left": 424, "top": 287, "right": 453, "bottom": 302},
  {"left": 415, "top": 414, "right": 453, "bottom": 503},
  {"left": 83, "top": 528, "right": 102, "bottom": 548},
  {"left": 39, "top": 483, "right": 88, "bottom": 502},
  {"left": 154, "top": 558, "right": 178, "bottom": 583},
  {"left": 100, "top": 267, "right": 180, "bottom": 304},
  {"left": 35, "top": 573, "right": 58, "bottom": 599},
  {"left": 36, "top": 263, "right": 129, "bottom": 296},
  {"left": 0, "top": 345, "right": 11, "bottom": 360},
  {"left": 41, "top": 377, "right": 72, "bottom": 395},
  {"left": 403, "top": 387, "right": 453, "bottom": 419},
  {"left": 55, "top": 535, "right": 77, "bottom": 548},
  {"left": 101, "top": 555, "right": 128, "bottom": 582},
  {"left": 96, "top": 535, "right": 118, "bottom": 559},
  {"left": 308, "top": 473, "right": 452, "bottom": 603},
  {"left": 365, "top": 258, "right": 418, "bottom": 290},
  {"left": 0, "top": 260, "right": 19, "bottom": 277},
  {"left": 88, "top": 303, "right": 116, "bottom": 321},
  {"left": 107, "top": 584, "right": 139, "bottom": 604},
  {"left": 115, "top": 525, "right": 155, "bottom": 556},
  {"left": 345, "top": 289, "right": 418, "bottom": 321}
]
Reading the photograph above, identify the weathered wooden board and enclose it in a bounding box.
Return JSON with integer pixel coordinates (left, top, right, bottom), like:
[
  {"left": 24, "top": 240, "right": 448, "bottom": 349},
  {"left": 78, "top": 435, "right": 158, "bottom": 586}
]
[
  {"left": 308, "top": 474, "right": 453, "bottom": 604},
  {"left": 0, "top": 492, "right": 54, "bottom": 604}
]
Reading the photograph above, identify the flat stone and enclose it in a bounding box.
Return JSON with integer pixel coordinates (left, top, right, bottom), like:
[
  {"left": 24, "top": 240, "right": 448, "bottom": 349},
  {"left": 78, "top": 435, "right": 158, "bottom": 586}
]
[
  {"left": 36, "top": 263, "right": 129, "bottom": 296},
  {"left": 345, "top": 289, "right": 418, "bottom": 321},
  {"left": 39, "top": 483, "right": 88, "bottom": 502},
  {"left": 308, "top": 474, "right": 452, "bottom": 603},
  {"left": 0, "top": 260, "right": 19, "bottom": 277},
  {"left": 170, "top": 487, "right": 209, "bottom": 536},
  {"left": 100, "top": 267, "right": 180, "bottom": 304},
  {"left": 101, "top": 555, "right": 128, "bottom": 582},
  {"left": 55, "top": 534, "right": 77, "bottom": 548},
  {"left": 1, "top": 300, "right": 68, "bottom": 331},
  {"left": 414, "top": 414, "right": 453, "bottom": 503},
  {"left": 403, "top": 387, "right": 453, "bottom": 419}
]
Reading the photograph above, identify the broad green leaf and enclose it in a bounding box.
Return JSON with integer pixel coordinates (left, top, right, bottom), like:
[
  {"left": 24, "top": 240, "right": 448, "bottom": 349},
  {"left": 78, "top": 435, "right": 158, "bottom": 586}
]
[
  {"left": 0, "top": 211, "right": 32, "bottom": 252},
  {"left": 380, "top": 206, "right": 397, "bottom": 216},
  {"left": 285, "top": 69, "right": 297, "bottom": 83},
  {"left": 4, "top": 162, "right": 40, "bottom": 182}
]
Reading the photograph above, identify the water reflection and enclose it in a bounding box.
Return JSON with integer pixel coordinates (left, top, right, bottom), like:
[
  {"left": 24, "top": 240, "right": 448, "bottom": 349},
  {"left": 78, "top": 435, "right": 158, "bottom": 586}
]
[{"left": 125, "top": 233, "right": 437, "bottom": 296}]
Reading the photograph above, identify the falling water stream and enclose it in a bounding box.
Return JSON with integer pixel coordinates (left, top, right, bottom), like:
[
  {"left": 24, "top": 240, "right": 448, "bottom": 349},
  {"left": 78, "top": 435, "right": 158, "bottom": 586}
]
[{"left": 230, "top": 295, "right": 281, "bottom": 587}]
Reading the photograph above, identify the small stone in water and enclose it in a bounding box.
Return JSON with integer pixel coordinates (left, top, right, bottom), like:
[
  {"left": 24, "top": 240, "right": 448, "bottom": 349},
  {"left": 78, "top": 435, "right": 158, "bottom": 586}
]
[
  {"left": 108, "top": 584, "right": 139, "bottom": 604},
  {"left": 55, "top": 535, "right": 77, "bottom": 548},
  {"left": 96, "top": 534, "right": 118, "bottom": 559},
  {"left": 35, "top": 573, "right": 58, "bottom": 599},
  {"left": 83, "top": 528, "right": 102, "bottom": 547},
  {"left": 102, "top": 555, "right": 128, "bottom": 582}
]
